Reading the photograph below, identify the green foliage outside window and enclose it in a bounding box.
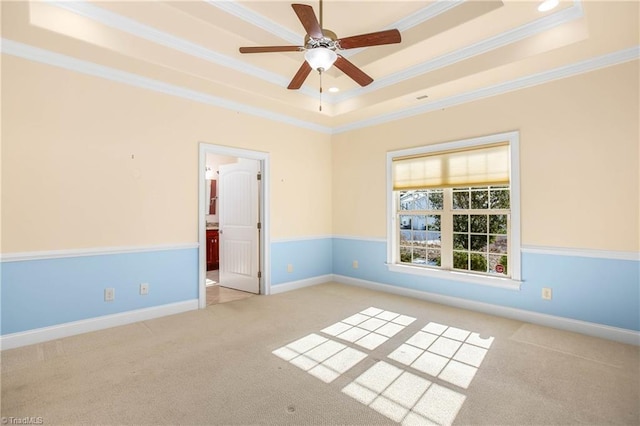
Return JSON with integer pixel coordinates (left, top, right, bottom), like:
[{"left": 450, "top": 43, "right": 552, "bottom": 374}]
[
  {"left": 400, "top": 249, "right": 412, "bottom": 263},
  {"left": 500, "top": 255, "right": 508, "bottom": 274},
  {"left": 453, "top": 252, "right": 468, "bottom": 269},
  {"left": 453, "top": 252, "right": 488, "bottom": 272},
  {"left": 470, "top": 254, "right": 487, "bottom": 272}
]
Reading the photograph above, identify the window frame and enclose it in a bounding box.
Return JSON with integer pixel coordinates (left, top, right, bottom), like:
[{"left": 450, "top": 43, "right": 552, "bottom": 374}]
[{"left": 386, "top": 131, "right": 521, "bottom": 290}]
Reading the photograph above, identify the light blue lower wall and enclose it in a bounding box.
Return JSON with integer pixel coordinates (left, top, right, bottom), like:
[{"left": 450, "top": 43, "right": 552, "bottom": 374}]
[
  {"left": 333, "top": 238, "right": 640, "bottom": 331},
  {"left": 271, "top": 238, "right": 333, "bottom": 285},
  {"left": 1, "top": 238, "right": 334, "bottom": 337},
  {"left": 3, "top": 238, "right": 637, "bottom": 337},
  {"left": 1, "top": 248, "right": 198, "bottom": 335}
]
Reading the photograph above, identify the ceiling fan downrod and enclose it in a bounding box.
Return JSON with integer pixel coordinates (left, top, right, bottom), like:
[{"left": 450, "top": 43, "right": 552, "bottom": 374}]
[
  {"left": 319, "top": 70, "right": 323, "bottom": 112},
  {"left": 317, "top": 0, "right": 325, "bottom": 112}
]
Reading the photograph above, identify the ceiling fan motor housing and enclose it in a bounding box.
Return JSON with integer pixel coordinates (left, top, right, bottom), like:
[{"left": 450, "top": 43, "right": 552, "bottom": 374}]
[{"left": 304, "top": 29, "right": 338, "bottom": 50}]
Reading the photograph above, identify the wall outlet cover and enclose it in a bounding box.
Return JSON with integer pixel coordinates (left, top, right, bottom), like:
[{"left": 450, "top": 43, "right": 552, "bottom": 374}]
[{"left": 104, "top": 288, "right": 115, "bottom": 302}]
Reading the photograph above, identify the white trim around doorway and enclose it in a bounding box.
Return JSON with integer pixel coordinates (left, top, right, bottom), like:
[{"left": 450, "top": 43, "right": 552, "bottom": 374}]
[{"left": 198, "top": 143, "right": 271, "bottom": 309}]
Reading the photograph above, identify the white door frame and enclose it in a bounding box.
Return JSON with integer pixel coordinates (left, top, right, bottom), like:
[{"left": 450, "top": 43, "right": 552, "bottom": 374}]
[{"left": 198, "top": 143, "right": 271, "bottom": 309}]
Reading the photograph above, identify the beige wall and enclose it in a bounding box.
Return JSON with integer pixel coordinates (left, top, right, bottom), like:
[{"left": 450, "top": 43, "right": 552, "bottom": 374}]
[
  {"left": 2, "top": 55, "right": 638, "bottom": 254},
  {"left": 1, "top": 56, "right": 332, "bottom": 253},
  {"left": 332, "top": 61, "right": 639, "bottom": 252}
]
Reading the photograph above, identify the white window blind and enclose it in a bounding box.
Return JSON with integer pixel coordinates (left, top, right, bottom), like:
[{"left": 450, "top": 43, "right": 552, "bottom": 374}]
[{"left": 393, "top": 142, "right": 510, "bottom": 190}]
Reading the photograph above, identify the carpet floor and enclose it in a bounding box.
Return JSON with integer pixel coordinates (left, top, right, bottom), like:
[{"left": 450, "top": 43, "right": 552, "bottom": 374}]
[{"left": 1, "top": 282, "right": 638, "bottom": 425}]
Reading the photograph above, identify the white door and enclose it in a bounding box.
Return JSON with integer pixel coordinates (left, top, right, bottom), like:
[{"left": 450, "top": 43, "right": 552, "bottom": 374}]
[{"left": 219, "top": 159, "right": 260, "bottom": 294}]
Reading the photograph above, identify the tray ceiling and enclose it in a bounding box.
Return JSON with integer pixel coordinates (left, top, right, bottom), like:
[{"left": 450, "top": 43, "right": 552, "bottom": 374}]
[{"left": 1, "top": 1, "right": 638, "bottom": 132}]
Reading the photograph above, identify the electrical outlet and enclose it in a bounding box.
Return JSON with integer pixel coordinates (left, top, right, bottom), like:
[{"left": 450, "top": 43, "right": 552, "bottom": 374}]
[
  {"left": 104, "top": 288, "right": 115, "bottom": 302},
  {"left": 542, "top": 287, "right": 552, "bottom": 300},
  {"left": 352, "top": 260, "right": 359, "bottom": 269},
  {"left": 287, "top": 264, "right": 293, "bottom": 273},
  {"left": 140, "top": 283, "right": 149, "bottom": 295}
]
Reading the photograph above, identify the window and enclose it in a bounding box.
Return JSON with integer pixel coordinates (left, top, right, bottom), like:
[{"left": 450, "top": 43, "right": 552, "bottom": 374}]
[
  {"left": 398, "top": 186, "right": 510, "bottom": 275},
  {"left": 387, "top": 132, "right": 521, "bottom": 288}
]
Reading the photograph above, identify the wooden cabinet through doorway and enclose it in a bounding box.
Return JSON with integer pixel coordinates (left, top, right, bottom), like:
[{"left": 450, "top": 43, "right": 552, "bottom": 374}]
[{"left": 206, "top": 229, "right": 219, "bottom": 271}]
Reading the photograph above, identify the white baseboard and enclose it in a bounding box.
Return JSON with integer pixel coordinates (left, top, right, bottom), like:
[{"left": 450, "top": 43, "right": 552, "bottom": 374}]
[
  {"left": 334, "top": 275, "right": 640, "bottom": 346},
  {"left": 0, "top": 299, "right": 199, "bottom": 350},
  {"left": 269, "top": 274, "right": 335, "bottom": 295}
]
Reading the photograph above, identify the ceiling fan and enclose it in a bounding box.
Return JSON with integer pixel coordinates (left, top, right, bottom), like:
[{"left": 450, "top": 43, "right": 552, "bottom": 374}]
[{"left": 238, "top": 1, "right": 402, "bottom": 90}]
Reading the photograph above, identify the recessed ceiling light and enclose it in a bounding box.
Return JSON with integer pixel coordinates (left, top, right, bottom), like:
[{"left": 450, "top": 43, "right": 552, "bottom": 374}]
[
  {"left": 328, "top": 87, "right": 340, "bottom": 93},
  {"left": 538, "top": 0, "right": 559, "bottom": 12}
]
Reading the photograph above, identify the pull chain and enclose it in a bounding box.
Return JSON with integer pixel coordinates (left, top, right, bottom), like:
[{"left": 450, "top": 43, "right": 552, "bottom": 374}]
[{"left": 319, "top": 70, "right": 323, "bottom": 112}]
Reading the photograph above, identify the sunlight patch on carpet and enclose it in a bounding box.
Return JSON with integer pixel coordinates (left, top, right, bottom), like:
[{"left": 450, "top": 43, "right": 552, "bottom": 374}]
[
  {"left": 388, "top": 322, "right": 493, "bottom": 389},
  {"left": 343, "top": 361, "right": 466, "bottom": 425},
  {"left": 272, "top": 333, "right": 367, "bottom": 383},
  {"left": 322, "top": 307, "right": 416, "bottom": 350},
  {"left": 272, "top": 308, "right": 494, "bottom": 425}
]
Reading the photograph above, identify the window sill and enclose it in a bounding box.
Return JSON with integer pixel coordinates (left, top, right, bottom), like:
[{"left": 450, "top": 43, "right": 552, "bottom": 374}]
[{"left": 385, "top": 263, "right": 522, "bottom": 290}]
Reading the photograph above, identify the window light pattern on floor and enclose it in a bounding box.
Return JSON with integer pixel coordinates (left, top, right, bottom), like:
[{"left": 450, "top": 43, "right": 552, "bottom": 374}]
[
  {"left": 321, "top": 307, "right": 417, "bottom": 350},
  {"left": 272, "top": 308, "right": 495, "bottom": 426},
  {"left": 272, "top": 333, "right": 368, "bottom": 383},
  {"left": 388, "top": 322, "right": 494, "bottom": 389},
  {"left": 342, "top": 361, "right": 466, "bottom": 425}
]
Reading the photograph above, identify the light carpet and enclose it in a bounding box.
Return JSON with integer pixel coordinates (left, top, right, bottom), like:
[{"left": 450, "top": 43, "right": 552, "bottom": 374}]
[{"left": 1, "top": 282, "right": 638, "bottom": 425}]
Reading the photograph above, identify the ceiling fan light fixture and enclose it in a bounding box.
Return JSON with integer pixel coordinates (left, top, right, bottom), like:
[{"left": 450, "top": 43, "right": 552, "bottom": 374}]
[{"left": 304, "top": 47, "right": 337, "bottom": 71}]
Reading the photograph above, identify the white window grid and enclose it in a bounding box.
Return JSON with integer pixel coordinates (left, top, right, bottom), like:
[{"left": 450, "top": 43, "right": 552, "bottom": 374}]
[{"left": 396, "top": 186, "right": 511, "bottom": 278}]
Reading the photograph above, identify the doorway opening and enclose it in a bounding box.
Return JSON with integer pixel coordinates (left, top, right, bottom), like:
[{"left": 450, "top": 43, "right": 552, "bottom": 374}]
[{"left": 198, "top": 143, "right": 270, "bottom": 309}]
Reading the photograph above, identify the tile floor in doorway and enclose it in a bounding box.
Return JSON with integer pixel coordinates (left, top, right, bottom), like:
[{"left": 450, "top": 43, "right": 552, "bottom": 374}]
[{"left": 205, "top": 269, "right": 254, "bottom": 306}]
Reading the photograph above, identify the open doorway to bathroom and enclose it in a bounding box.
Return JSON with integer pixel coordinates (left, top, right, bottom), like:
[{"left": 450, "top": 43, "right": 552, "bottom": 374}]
[
  {"left": 204, "top": 153, "right": 253, "bottom": 306},
  {"left": 198, "top": 143, "right": 270, "bottom": 309}
]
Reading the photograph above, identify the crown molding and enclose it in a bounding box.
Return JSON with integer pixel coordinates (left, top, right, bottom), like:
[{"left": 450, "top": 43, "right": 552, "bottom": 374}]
[
  {"left": 207, "top": 0, "right": 464, "bottom": 41},
  {"left": 333, "top": 45, "right": 640, "bottom": 134},
  {"left": 206, "top": 0, "right": 464, "bottom": 60},
  {"left": 0, "top": 38, "right": 332, "bottom": 134},
  {"left": 205, "top": 0, "right": 302, "bottom": 46},
  {"left": 45, "top": 0, "right": 318, "bottom": 99},
  {"left": 45, "top": 0, "right": 467, "bottom": 100},
  {"left": 46, "top": 0, "right": 317, "bottom": 97},
  {"left": 323, "top": 0, "right": 465, "bottom": 59},
  {"left": 44, "top": 0, "right": 584, "bottom": 105},
  {"left": 333, "top": 0, "right": 585, "bottom": 103},
  {"left": 393, "top": 0, "right": 466, "bottom": 32},
  {"left": 3, "top": 38, "right": 636, "bottom": 135}
]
